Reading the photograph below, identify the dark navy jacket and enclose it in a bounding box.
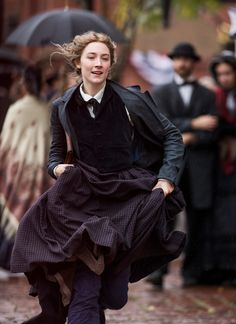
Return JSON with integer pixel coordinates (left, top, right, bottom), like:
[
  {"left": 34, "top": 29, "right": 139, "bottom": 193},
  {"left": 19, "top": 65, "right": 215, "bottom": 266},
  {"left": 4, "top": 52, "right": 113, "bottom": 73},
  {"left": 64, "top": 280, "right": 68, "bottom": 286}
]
[{"left": 48, "top": 80, "right": 184, "bottom": 184}]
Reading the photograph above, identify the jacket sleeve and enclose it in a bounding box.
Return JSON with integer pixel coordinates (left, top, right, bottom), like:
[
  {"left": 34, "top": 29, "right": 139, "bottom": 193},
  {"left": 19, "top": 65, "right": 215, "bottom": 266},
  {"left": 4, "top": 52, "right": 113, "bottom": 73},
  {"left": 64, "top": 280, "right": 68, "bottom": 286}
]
[
  {"left": 47, "top": 102, "right": 67, "bottom": 178},
  {"left": 155, "top": 110, "right": 185, "bottom": 185},
  {"left": 134, "top": 89, "right": 185, "bottom": 185}
]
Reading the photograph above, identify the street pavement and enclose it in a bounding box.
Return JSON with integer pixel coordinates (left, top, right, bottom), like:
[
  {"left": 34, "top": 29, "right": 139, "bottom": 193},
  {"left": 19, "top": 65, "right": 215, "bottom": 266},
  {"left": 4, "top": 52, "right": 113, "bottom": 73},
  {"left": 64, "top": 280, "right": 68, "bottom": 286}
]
[{"left": 0, "top": 259, "right": 236, "bottom": 324}]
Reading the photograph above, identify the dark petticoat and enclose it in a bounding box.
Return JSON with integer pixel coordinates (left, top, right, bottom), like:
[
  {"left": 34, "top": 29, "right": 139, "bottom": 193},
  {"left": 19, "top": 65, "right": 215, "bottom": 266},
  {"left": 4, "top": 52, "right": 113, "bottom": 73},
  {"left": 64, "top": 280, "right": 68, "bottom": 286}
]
[{"left": 11, "top": 161, "right": 186, "bottom": 281}]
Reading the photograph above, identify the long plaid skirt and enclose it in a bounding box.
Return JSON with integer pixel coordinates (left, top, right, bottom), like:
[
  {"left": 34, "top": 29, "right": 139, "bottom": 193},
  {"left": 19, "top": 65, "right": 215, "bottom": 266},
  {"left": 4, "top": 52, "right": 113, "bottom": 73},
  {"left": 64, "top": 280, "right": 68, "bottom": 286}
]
[{"left": 11, "top": 161, "right": 186, "bottom": 283}]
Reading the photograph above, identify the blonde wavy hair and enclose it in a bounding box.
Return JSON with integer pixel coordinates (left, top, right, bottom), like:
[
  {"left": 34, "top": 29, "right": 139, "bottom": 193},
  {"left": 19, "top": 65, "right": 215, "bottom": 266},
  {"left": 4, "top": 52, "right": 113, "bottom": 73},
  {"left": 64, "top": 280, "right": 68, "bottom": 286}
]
[{"left": 52, "top": 31, "right": 117, "bottom": 76}]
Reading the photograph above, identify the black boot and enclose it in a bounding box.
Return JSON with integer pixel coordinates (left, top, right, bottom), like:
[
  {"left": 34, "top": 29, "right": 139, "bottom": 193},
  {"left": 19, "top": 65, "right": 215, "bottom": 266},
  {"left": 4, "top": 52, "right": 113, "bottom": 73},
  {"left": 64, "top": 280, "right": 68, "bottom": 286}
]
[
  {"left": 146, "top": 270, "right": 164, "bottom": 289},
  {"left": 22, "top": 275, "right": 67, "bottom": 324}
]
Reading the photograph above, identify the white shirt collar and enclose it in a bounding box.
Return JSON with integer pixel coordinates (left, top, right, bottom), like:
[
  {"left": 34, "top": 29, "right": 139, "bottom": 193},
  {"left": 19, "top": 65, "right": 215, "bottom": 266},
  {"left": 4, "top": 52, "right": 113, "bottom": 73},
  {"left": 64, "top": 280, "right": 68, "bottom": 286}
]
[
  {"left": 174, "top": 73, "right": 195, "bottom": 85},
  {"left": 80, "top": 83, "right": 106, "bottom": 103}
]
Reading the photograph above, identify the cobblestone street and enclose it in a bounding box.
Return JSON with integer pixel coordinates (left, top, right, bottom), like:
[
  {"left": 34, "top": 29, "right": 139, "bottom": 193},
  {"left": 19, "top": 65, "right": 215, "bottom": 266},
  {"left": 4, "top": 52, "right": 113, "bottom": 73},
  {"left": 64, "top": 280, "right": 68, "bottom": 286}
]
[{"left": 1, "top": 259, "right": 236, "bottom": 324}]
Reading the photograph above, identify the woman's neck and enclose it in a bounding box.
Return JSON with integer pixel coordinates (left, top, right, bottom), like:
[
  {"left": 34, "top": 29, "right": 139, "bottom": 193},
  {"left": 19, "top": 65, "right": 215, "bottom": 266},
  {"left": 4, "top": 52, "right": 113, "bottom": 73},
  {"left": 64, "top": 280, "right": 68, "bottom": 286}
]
[{"left": 82, "top": 81, "right": 106, "bottom": 97}]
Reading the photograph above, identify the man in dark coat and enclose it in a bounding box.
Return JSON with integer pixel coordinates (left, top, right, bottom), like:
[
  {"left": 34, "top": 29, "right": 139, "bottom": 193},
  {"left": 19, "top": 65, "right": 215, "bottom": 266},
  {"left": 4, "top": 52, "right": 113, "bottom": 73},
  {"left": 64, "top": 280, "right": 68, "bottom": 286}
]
[{"left": 150, "top": 42, "right": 218, "bottom": 287}]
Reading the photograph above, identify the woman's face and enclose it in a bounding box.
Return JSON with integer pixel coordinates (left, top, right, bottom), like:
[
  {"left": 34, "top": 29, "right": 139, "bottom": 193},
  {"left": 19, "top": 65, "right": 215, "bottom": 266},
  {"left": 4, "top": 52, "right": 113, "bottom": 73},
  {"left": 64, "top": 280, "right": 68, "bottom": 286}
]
[
  {"left": 215, "top": 63, "right": 236, "bottom": 90},
  {"left": 75, "top": 41, "right": 111, "bottom": 88}
]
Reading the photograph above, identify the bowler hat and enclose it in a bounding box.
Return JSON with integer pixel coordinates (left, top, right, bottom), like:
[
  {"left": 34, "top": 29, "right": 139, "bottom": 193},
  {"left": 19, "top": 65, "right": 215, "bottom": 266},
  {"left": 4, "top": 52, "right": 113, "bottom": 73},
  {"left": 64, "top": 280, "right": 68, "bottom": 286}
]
[{"left": 168, "top": 42, "right": 201, "bottom": 61}]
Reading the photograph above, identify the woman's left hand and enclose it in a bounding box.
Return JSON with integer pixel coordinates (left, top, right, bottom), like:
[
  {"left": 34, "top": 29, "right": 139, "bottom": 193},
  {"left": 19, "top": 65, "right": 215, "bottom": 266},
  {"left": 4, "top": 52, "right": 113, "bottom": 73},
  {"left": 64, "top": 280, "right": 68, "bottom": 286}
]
[{"left": 152, "top": 179, "right": 174, "bottom": 197}]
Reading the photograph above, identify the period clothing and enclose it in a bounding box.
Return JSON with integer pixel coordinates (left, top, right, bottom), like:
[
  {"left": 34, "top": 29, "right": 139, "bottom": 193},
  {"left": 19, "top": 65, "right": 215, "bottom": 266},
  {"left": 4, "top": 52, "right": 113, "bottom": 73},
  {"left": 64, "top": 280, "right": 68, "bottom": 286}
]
[
  {"left": 47, "top": 80, "right": 185, "bottom": 183},
  {"left": 151, "top": 77, "right": 218, "bottom": 282},
  {"left": 0, "top": 95, "right": 53, "bottom": 270},
  {"left": 11, "top": 81, "right": 186, "bottom": 323},
  {"left": 207, "top": 54, "right": 236, "bottom": 284},
  {"left": 210, "top": 86, "right": 236, "bottom": 282}
]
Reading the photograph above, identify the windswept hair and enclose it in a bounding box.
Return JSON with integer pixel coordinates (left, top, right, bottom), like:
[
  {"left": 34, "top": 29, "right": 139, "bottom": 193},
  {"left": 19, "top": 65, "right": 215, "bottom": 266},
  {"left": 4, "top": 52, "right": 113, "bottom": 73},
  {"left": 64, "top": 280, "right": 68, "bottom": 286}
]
[{"left": 51, "top": 31, "right": 117, "bottom": 76}]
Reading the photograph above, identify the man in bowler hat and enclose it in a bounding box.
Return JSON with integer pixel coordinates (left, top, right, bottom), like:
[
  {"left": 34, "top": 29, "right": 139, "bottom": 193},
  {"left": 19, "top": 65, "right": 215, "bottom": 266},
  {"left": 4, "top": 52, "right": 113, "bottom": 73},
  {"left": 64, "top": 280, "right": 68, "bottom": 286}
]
[{"left": 149, "top": 42, "right": 218, "bottom": 287}]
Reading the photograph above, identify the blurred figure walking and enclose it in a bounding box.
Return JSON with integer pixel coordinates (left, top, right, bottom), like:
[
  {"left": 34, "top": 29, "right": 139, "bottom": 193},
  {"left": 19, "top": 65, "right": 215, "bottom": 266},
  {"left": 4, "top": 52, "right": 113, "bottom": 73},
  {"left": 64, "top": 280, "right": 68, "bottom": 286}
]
[
  {"left": 150, "top": 42, "right": 218, "bottom": 287},
  {"left": 0, "top": 64, "right": 53, "bottom": 271},
  {"left": 209, "top": 54, "right": 236, "bottom": 285}
]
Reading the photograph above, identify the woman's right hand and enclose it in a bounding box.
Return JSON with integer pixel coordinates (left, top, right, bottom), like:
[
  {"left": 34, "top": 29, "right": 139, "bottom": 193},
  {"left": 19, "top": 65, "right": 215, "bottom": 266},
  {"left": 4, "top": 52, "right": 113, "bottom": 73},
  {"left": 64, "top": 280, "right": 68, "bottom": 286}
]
[{"left": 54, "top": 164, "right": 74, "bottom": 177}]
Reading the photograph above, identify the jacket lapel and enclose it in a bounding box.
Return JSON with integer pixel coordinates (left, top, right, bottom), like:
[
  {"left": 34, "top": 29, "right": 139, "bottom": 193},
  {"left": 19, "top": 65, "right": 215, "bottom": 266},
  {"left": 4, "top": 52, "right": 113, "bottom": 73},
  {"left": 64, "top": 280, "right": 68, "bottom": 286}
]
[
  {"left": 57, "top": 80, "right": 166, "bottom": 157},
  {"left": 109, "top": 80, "right": 160, "bottom": 121},
  {"left": 188, "top": 83, "right": 199, "bottom": 110},
  {"left": 171, "top": 82, "right": 188, "bottom": 112}
]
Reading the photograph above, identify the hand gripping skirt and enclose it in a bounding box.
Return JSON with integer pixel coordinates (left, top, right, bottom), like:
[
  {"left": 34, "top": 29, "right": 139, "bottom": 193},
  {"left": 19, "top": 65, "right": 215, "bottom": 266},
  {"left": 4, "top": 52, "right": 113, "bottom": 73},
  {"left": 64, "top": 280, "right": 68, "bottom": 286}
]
[{"left": 11, "top": 161, "right": 186, "bottom": 303}]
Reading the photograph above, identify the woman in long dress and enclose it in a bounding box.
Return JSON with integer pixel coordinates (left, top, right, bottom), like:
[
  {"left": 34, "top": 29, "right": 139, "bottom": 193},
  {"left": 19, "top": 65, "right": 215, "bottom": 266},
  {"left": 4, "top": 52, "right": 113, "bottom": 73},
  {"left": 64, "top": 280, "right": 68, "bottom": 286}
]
[
  {"left": 209, "top": 54, "right": 236, "bottom": 284},
  {"left": 0, "top": 64, "right": 53, "bottom": 270},
  {"left": 11, "top": 32, "right": 186, "bottom": 324}
]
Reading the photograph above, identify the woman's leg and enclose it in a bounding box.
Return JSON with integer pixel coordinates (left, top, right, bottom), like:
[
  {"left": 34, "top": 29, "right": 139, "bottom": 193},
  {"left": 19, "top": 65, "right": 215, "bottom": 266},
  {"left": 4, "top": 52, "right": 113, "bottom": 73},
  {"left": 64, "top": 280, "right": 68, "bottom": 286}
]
[
  {"left": 22, "top": 269, "right": 67, "bottom": 324},
  {"left": 67, "top": 263, "right": 101, "bottom": 324},
  {"left": 100, "top": 267, "right": 130, "bottom": 310}
]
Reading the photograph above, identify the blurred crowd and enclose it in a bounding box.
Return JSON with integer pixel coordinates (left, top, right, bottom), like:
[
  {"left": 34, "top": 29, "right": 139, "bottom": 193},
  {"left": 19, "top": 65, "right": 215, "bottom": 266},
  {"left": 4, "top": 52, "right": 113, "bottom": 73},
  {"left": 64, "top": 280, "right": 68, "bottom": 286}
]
[
  {"left": 1, "top": 38, "right": 236, "bottom": 292},
  {"left": 149, "top": 41, "right": 236, "bottom": 288}
]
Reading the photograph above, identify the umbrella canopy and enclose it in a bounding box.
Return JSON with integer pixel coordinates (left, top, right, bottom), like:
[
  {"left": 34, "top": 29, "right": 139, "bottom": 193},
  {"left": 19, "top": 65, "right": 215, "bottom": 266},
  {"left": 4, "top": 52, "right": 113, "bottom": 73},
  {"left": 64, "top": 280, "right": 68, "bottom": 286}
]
[{"left": 6, "top": 8, "right": 126, "bottom": 46}]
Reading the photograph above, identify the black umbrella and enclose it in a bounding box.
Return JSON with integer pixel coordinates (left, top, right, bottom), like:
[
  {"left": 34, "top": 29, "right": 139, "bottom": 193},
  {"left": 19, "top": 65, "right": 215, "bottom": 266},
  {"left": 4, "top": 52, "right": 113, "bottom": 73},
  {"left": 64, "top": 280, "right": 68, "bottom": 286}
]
[{"left": 5, "top": 8, "right": 126, "bottom": 46}]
